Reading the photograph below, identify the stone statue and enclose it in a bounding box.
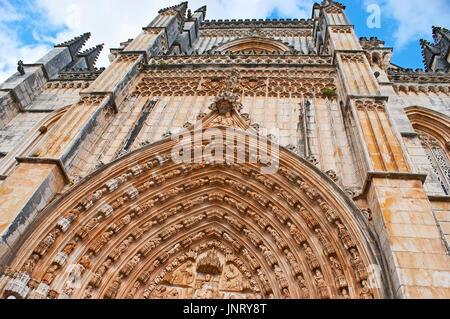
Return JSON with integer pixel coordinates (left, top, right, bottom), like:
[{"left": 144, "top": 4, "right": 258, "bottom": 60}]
[
  {"left": 17, "top": 60, "right": 25, "bottom": 75},
  {"left": 223, "top": 264, "right": 242, "bottom": 291}
]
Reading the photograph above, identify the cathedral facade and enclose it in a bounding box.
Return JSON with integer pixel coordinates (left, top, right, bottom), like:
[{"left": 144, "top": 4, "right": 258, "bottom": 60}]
[{"left": 0, "top": 1, "right": 449, "bottom": 299}]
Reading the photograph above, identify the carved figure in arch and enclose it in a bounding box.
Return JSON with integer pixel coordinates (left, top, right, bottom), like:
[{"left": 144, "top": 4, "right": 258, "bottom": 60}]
[
  {"left": 284, "top": 249, "right": 303, "bottom": 276},
  {"left": 224, "top": 215, "right": 243, "bottom": 231},
  {"left": 126, "top": 281, "right": 141, "bottom": 299},
  {"left": 329, "top": 256, "right": 347, "bottom": 288},
  {"left": 259, "top": 245, "right": 277, "bottom": 267},
  {"left": 62, "top": 240, "right": 77, "bottom": 255},
  {"left": 89, "top": 230, "right": 114, "bottom": 255},
  {"left": 287, "top": 221, "right": 306, "bottom": 245},
  {"left": 150, "top": 285, "right": 179, "bottom": 299},
  {"left": 315, "top": 227, "right": 335, "bottom": 256},
  {"left": 76, "top": 217, "right": 100, "bottom": 240},
  {"left": 350, "top": 248, "right": 368, "bottom": 281},
  {"left": 254, "top": 173, "right": 275, "bottom": 190},
  {"left": 83, "top": 285, "right": 94, "bottom": 299},
  {"left": 34, "top": 228, "right": 61, "bottom": 256},
  {"left": 120, "top": 253, "right": 142, "bottom": 277},
  {"left": 171, "top": 261, "right": 195, "bottom": 287},
  {"left": 193, "top": 274, "right": 223, "bottom": 299},
  {"left": 184, "top": 214, "right": 206, "bottom": 228},
  {"left": 246, "top": 210, "right": 268, "bottom": 230},
  {"left": 42, "top": 264, "right": 59, "bottom": 285},
  {"left": 297, "top": 206, "right": 318, "bottom": 230},
  {"left": 335, "top": 221, "right": 355, "bottom": 249},
  {"left": 160, "top": 224, "right": 184, "bottom": 240},
  {"left": 79, "top": 251, "right": 94, "bottom": 271},
  {"left": 313, "top": 269, "right": 329, "bottom": 299},
  {"left": 275, "top": 187, "right": 296, "bottom": 207},
  {"left": 302, "top": 243, "right": 320, "bottom": 270},
  {"left": 222, "top": 263, "right": 243, "bottom": 291},
  {"left": 341, "top": 287, "right": 351, "bottom": 299},
  {"left": 21, "top": 254, "right": 40, "bottom": 275},
  {"left": 296, "top": 274, "right": 310, "bottom": 299},
  {"left": 297, "top": 181, "right": 318, "bottom": 200},
  {"left": 192, "top": 231, "right": 206, "bottom": 242},
  {"left": 243, "top": 228, "right": 261, "bottom": 247},
  {"left": 267, "top": 226, "right": 287, "bottom": 250},
  {"left": 268, "top": 203, "right": 288, "bottom": 224},
  {"left": 256, "top": 268, "right": 271, "bottom": 291},
  {"left": 109, "top": 236, "right": 133, "bottom": 261},
  {"left": 360, "top": 280, "right": 374, "bottom": 299},
  {"left": 274, "top": 264, "right": 289, "bottom": 289},
  {"left": 241, "top": 248, "right": 259, "bottom": 271},
  {"left": 139, "top": 237, "right": 161, "bottom": 257},
  {"left": 318, "top": 199, "right": 338, "bottom": 223}
]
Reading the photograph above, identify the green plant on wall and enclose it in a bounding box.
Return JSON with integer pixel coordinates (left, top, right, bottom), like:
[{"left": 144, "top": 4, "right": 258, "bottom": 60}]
[
  {"left": 321, "top": 87, "right": 336, "bottom": 98},
  {"left": 151, "top": 60, "right": 169, "bottom": 68}
]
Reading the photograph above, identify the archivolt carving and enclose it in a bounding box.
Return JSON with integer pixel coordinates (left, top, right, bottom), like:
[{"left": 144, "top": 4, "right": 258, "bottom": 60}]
[{"left": 1, "top": 126, "right": 386, "bottom": 299}]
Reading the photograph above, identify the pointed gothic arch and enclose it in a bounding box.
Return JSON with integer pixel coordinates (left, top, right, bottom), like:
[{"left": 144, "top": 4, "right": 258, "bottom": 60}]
[
  {"left": 211, "top": 37, "right": 295, "bottom": 54},
  {"left": 1, "top": 98, "right": 392, "bottom": 300},
  {"left": 0, "top": 105, "right": 70, "bottom": 177},
  {"left": 405, "top": 106, "right": 450, "bottom": 151},
  {"left": 405, "top": 106, "right": 450, "bottom": 194}
]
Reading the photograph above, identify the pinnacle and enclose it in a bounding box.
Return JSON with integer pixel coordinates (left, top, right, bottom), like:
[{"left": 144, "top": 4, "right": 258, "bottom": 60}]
[
  {"left": 159, "top": 1, "right": 188, "bottom": 17},
  {"left": 55, "top": 32, "right": 91, "bottom": 57},
  {"left": 77, "top": 43, "right": 104, "bottom": 70}
]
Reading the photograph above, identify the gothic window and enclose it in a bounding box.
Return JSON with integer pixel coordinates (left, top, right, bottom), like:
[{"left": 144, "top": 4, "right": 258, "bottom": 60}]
[
  {"left": 419, "top": 133, "right": 450, "bottom": 195},
  {"left": 213, "top": 37, "right": 292, "bottom": 54}
]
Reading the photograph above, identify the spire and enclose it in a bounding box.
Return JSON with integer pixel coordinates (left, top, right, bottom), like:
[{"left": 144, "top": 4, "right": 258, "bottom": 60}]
[
  {"left": 77, "top": 44, "right": 104, "bottom": 70},
  {"left": 158, "top": 1, "right": 188, "bottom": 17},
  {"left": 55, "top": 32, "right": 91, "bottom": 58}
]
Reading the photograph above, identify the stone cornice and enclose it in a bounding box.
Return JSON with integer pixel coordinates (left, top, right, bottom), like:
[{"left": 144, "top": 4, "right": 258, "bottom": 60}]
[
  {"left": 354, "top": 172, "right": 428, "bottom": 201},
  {"left": 15, "top": 157, "right": 71, "bottom": 184},
  {"left": 150, "top": 54, "right": 334, "bottom": 66},
  {"left": 198, "top": 28, "right": 313, "bottom": 38},
  {"left": 201, "top": 18, "right": 314, "bottom": 29}
]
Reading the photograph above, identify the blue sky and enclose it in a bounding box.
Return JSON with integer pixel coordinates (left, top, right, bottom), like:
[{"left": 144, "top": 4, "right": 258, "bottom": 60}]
[
  {"left": 269, "top": 0, "right": 449, "bottom": 70},
  {"left": 0, "top": 0, "right": 449, "bottom": 82}
]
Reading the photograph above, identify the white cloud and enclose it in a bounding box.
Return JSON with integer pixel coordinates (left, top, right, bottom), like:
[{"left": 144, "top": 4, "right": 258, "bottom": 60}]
[
  {"left": 0, "top": 0, "right": 315, "bottom": 82},
  {"left": 365, "top": 0, "right": 450, "bottom": 49},
  {"left": 0, "top": 1, "right": 52, "bottom": 82}
]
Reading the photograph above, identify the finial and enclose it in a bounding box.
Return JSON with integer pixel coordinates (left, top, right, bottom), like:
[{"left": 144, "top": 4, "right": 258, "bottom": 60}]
[{"left": 55, "top": 32, "right": 91, "bottom": 58}]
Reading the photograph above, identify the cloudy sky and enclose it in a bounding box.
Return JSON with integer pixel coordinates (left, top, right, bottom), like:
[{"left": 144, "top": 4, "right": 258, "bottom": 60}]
[{"left": 0, "top": 0, "right": 449, "bottom": 82}]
